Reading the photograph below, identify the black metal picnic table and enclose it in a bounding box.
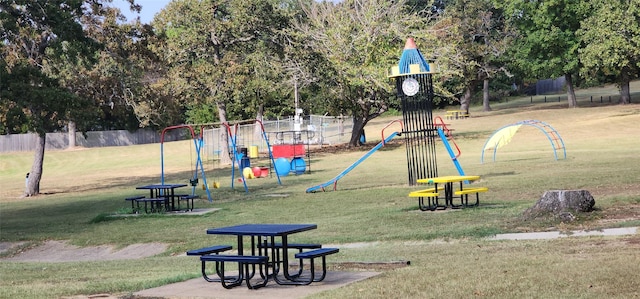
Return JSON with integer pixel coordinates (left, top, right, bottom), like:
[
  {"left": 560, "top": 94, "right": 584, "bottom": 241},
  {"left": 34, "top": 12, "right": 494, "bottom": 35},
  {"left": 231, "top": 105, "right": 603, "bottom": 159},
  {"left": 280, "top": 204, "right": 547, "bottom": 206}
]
[
  {"left": 206, "top": 223, "right": 318, "bottom": 286},
  {"left": 136, "top": 183, "right": 187, "bottom": 212}
]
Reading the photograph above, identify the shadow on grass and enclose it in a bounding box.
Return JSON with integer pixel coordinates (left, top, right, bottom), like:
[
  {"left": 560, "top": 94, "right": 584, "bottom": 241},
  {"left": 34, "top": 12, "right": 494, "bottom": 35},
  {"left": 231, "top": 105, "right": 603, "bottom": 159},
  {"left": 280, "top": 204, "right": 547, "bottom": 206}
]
[{"left": 482, "top": 171, "right": 517, "bottom": 177}]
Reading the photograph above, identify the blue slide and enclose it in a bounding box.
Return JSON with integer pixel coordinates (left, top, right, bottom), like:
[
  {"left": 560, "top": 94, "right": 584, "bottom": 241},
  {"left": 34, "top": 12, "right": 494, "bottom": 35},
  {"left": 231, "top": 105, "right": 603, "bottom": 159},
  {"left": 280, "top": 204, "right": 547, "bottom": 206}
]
[{"left": 306, "top": 132, "right": 400, "bottom": 193}]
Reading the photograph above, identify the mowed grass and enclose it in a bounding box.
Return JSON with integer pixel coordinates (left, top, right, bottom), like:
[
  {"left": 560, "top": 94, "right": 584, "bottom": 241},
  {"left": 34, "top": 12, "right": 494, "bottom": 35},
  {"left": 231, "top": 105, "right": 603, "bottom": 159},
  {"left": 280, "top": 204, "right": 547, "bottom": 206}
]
[{"left": 1, "top": 82, "right": 639, "bottom": 298}]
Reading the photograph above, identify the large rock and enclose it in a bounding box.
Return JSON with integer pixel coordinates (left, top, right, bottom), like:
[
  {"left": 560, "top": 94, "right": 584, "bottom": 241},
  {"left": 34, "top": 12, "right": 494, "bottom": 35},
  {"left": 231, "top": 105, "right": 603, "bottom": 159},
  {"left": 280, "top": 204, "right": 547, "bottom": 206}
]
[{"left": 523, "top": 190, "right": 595, "bottom": 220}]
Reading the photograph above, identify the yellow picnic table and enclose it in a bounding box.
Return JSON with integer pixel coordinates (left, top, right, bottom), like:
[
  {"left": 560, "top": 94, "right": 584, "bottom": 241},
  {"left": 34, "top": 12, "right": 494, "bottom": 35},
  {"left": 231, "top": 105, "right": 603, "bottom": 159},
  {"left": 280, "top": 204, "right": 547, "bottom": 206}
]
[
  {"left": 445, "top": 110, "right": 469, "bottom": 119},
  {"left": 414, "top": 175, "right": 484, "bottom": 209}
]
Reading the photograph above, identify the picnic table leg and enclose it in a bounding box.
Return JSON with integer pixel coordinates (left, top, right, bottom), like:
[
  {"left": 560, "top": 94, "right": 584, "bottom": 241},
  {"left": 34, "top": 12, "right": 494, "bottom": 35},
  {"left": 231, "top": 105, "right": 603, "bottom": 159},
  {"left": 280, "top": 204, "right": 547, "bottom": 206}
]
[
  {"left": 418, "top": 196, "right": 438, "bottom": 211},
  {"left": 458, "top": 181, "right": 467, "bottom": 206},
  {"left": 169, "top": 188, "right": 176, "bottom": 211},
  {"left": 256, "top": 236, "right": 276, "bottom": 279},
  {"left": 245, "top": 236, "right": 259, "bottom": 280},
  {"left": 215, "top": 262, "right": 243, "bottom": 289},
  {"left": 449, "top": 183, "right": 462, "bottom": 209},
  {"left": 270, "top": 236, "right": 312, "bottom": 286},
  {"left": 200, "top": 258, "right": 238, "bottom": 283}
]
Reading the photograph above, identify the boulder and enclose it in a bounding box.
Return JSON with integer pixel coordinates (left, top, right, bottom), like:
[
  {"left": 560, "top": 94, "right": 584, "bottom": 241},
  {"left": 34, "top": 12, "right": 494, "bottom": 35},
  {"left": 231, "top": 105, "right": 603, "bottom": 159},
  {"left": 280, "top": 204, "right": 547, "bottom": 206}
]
[{"left": 523, "top": 190, "right": 595, "bottom": 220}]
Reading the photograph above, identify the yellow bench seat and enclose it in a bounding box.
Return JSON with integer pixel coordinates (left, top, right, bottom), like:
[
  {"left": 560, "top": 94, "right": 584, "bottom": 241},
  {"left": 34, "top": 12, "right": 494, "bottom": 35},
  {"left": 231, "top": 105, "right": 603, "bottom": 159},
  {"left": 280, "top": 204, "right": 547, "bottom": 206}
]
[
  {"left": 408, "top": 186, "right": 444, "bottom": 198},
  {"left": 408, "top": 191, "right": 439, "bottom": 198},
  {"left": 408, "top": 187, "right": 444, "bottom": 211},
  {"left": 454, "top": 187, "right": 488, "bottom": 207},
  {"left": 454, "top": 187, "right": 488, "bottom": 195}
]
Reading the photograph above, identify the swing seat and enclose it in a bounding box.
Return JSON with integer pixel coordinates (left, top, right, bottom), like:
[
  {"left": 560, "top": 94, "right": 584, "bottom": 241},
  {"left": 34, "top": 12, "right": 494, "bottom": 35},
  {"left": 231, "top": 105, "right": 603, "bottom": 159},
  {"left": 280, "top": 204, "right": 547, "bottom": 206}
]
[{"left": 179, "top": 195, "right": 198, "bottom": 211}]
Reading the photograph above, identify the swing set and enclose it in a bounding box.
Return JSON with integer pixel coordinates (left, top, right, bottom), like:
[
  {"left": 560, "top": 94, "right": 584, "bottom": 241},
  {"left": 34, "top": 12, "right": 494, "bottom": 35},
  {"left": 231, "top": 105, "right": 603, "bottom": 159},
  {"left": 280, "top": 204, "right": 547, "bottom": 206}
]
[
  {"left": 221, "top": 119, "right": 282, "bottom": 192},
  {"left": 159, "top": 119, "right": 282, "bottom": 201},
  {"left": 160, "top": 125, "right": 213, "bottom": 201}
]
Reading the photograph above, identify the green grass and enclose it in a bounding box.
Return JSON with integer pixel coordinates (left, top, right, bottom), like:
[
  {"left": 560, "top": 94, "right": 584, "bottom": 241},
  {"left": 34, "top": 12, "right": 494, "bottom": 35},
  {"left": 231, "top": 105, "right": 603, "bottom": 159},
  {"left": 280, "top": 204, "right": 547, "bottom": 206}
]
[{"left": 1, "top": 82, "right": 640, "bottom": 298}]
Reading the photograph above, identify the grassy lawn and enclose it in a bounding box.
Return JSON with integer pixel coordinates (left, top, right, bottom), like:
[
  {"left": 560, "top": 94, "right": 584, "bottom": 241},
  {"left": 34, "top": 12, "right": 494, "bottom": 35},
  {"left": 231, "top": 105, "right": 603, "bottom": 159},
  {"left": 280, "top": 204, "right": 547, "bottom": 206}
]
[{"left": 1, "top": 82, "right": 639, "bottom": 298}]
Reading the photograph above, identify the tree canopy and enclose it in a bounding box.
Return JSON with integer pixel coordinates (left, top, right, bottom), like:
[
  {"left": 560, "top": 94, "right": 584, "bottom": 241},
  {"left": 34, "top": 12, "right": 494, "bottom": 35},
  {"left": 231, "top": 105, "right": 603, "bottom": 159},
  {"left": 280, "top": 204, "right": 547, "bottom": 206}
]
[
  {"left": 296, "top": 0, "right": 427, "bottom": 145},
  {"left": 578, "top": 0, "right": 640, "bottom": 104},
  {"left": 0, "top": 0, "right": 128, "bottom": 195}
]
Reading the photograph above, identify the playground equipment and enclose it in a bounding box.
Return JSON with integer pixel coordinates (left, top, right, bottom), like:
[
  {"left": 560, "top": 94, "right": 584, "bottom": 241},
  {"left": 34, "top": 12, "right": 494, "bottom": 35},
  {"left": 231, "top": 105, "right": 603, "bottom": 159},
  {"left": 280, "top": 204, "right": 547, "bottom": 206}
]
[
  {"left": 434, "top": 116, "right": 466, "bottom": 176},
  {"left": 159, "top": 120, "right": 281, "bottom": 200},
  {"left": 305, "top": 120, "right": 403, "bottom": 192},
  {"left": 271, "top": 130, "right": 312, "bottom": 175},
  {"left": 481, "top": 120, "right": 566, "bottom": 163},
  {"left": 389, "top": 38, "right": 439, "bottom": 185},
  {"left": 306, "top": 38, "right": 445, "bottom": 192},
  {"left": 160, "top": 125, "right": 212, "bottom": 201},
  {"left": 221, "top": 119, "right": 282, "bottom": 192}
]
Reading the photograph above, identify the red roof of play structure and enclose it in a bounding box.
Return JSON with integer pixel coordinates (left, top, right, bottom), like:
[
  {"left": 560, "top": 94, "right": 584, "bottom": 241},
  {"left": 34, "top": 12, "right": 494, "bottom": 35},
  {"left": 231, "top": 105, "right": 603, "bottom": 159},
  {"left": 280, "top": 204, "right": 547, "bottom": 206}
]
[{"left": 404, "top": 38, "right": 417, "bottom": 50}]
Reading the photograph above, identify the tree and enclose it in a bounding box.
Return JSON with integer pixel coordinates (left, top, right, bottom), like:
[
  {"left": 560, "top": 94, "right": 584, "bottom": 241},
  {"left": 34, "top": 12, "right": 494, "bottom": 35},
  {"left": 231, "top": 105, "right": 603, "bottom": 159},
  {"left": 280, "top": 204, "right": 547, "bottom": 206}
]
[
  {"left": 498, "top": 0, "right": 590, "bottom": 108},
  {"left": 0, "top": 0, "right": 133, "bottom": 196},
  {"left": 152, "top": 0, "right": 290, "bottom": 163},
  {"left": 0, "top": 63, "right": 86, "bottom": 194},
  {"left": 435, "top": 0, "right": 513, "bottom": 112},
  {"left": 55, "top": 12, "right": 178, "bottom": 131},
  {"left": 578, "top": 0, "right": 640, "bottom": 104},
  {"left": 295, "top": 0, "right": 425, "bottom": 146}
]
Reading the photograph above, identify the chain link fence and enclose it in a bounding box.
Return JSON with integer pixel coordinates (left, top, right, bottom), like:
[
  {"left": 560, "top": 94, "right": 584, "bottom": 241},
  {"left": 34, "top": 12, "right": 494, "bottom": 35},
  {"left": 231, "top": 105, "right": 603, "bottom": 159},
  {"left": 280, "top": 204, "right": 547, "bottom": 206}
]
[
  {"left": 1, "top": 115, "right": 354, "bottom": 154},
  {"left": 201, "top": 115, "right": 354, "bottom": 162}
]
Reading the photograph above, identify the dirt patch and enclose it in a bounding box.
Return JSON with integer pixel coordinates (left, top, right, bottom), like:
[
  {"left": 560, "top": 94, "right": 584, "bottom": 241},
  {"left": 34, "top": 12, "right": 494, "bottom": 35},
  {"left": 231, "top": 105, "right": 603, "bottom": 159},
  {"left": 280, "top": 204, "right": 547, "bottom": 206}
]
[
  {"left": 332, "top": 260, "right": 411, "bottom": 271},
  {"left": 1, "top": 240, "right": 167, "bottom": 262}
]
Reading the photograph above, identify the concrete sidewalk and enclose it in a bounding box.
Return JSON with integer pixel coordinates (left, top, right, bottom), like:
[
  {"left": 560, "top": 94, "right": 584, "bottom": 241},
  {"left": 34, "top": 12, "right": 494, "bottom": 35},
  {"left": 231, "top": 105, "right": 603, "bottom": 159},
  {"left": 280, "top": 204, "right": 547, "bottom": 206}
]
[
  {"left": 135, "top": 271, "right": 380, "bottom": 299},
  {"left": 489, "top": 227, "right": 638, "bottom": 240}
]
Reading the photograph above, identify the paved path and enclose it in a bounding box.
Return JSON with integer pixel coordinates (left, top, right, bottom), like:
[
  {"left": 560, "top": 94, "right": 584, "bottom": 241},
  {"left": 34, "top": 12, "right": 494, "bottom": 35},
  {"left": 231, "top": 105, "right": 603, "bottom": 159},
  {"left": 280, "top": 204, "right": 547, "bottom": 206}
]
[
  {"left": 490, "top": 227, "right": 637, "bottom": 240},
  {"left": 135, "top": 271, "right": 380, "bottom": 299}
]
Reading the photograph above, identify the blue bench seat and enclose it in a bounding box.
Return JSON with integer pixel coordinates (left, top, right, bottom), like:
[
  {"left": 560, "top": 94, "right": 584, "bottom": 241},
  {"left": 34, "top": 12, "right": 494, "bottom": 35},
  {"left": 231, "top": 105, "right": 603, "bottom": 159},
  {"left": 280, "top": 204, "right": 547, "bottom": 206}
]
[
  {"left": 187, "top": 245, "right": 232, "bottom": 256},
  {"left": 200, "top": 255, "right": 270, "bottom": 289},
  {"left": 124, "top": 196, "right": 145, "bottom": 213},
  {"left": 257, "top": 242, "right": 322, "bottom": 276},
  {"left": 293, "top": 248, "right": 339, "bottom": 284},
  {"left": 136, "top": 198, "right": 166, "bottom": 213},
  {"left": 179, "top": 195, "right": 198, "bottom": 211},
  {"left": 186, "top": 245, "right": 233, "bottom": 282}
]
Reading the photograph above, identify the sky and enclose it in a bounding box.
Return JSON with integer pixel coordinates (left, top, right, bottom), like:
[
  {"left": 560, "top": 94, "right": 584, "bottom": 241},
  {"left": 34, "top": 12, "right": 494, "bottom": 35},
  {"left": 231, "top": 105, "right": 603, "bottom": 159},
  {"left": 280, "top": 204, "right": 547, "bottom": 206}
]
[
  {"left": 112, "top": 0, "right": 340, "bottom": 24},
  {"left": 112, "top": 0, "right": 172, "bottom": 24}
]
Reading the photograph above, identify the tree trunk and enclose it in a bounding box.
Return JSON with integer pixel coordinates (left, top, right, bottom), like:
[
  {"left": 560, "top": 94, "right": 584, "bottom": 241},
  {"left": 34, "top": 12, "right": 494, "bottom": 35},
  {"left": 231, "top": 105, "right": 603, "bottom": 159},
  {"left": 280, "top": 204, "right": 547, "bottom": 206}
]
[
  {"left": 482, "top": 78, "right": 492, "bottom": 112},
  {"left": 349, "top": 116, "right": 366, "bottom": 147},
  {"left": 565, "top": 73, "right": 578, "bottom": 108},
  {"left": 619, "top": 70, "right": 631, "bottom": 104},
  {"left": 25, "top": 134, "right": 45, "bottom": 197},
  {"left": 216, "top": 100, "right": 231, "bottom": 165},
  {"left": 68, "top": 121, "right": 76, "bottom": 149},
  {"left": 254, "top": 103, "right": 264, "bottom": 143},
  {"left": 460, "top": 85, "right": 472, "bottom": 112}
]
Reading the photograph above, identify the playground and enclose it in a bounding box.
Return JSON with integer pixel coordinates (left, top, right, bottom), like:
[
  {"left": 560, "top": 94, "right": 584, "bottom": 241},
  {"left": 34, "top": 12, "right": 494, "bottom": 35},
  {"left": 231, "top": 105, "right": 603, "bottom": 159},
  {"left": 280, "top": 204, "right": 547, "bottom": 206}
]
[
  {"left": 1, "top": 94, "right": 639, "bottom": 298},
  {"left": 1, "top": 37, "right": 639, "bottom": 296}
]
